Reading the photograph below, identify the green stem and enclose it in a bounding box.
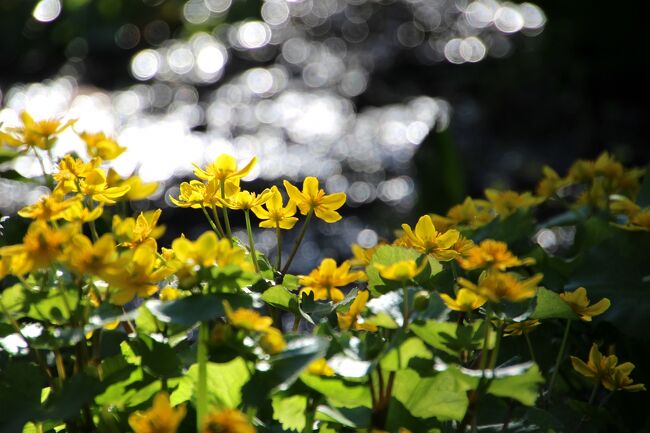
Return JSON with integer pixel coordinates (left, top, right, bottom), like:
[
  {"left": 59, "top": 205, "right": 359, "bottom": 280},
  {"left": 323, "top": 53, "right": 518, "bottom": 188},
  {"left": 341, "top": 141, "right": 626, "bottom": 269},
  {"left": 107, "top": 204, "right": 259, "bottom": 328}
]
[
  {"left": 524, "top": 332, "right": 537, "bottom": 364},
  {"left": 489, "top": 322, "right": 503, "bottom": 369},
  {"left": 88, "top": 219, "right": 99, "bottom": 242},
  {"left": 548, "top": 319, "right": 572, "bottom": 396},
  {"left": 201, "top": 206, "right": 222, "bottom": 237},
  {"left": 479, "top": 305, "right": 493, "bottom": 372},
  {"left": 281, "top": 209, "right": 313, "bottom": 275},
  {"left": 0, "top": 298, "right": 54, "bottom": 389},
  {"left": 244, "top": 210, "right": 260, "bottom": 273},
  {"left": 196, "top": 322, "right": 209, "bottom": 433},
  {"left": 210, "top": 205, "right": 226, "bottom": 238},
  {"left": 275, "top": 226, "right": 282, "bottom": 271},
  {"left": 402, "top": 286, "right": 410, "bottom": 331},
  {"left": 220, "top": 181, "right": 232, "bottom": 239}
]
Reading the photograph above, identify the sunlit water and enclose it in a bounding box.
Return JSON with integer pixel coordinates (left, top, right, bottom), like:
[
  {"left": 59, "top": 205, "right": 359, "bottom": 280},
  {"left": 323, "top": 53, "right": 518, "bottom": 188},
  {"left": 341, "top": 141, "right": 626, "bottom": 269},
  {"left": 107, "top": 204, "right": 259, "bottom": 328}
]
[{"left": 1, "top": 0, "right": 545, "bottom": 266}]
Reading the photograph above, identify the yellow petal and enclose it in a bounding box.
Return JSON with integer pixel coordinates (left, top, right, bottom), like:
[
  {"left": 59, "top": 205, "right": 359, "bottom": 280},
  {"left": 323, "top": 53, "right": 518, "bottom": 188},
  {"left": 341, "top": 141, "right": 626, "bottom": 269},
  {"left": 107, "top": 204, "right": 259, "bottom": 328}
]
[
  {"left": 314, "top": 206, "right": 342, "bottom": 223},
  {"left": 571, "top": 356, "right": 596, "bottom": 379},
  {"left": 414, "top": 215, "right": 437, "bottom": 240},
  {"left": 303, "top": 176, "right": 320, "bottom": 200}
]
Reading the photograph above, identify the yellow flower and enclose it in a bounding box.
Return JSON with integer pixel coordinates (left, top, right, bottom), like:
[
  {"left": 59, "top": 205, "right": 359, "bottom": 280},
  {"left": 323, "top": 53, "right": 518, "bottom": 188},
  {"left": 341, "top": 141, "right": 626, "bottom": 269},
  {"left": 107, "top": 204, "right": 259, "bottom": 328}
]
[
  {"left": 299, "top": 258, "right": 365, "bottom": 302},
  {"left": 439, "top": 288, "right": 487, "bottom": 312},
  {"left": 337, "top": 289, "right": 377, "bottom": 332},
  {"left": 168, "top": 232, "right": 249, "bottom": 271},
  {"left": 307, "top": 358, "right": 335, "bottom": 376},
  {"left": 503, "top": 319, "right": 541, "bottom": 337},
  {"left": 251, "top": 186, "right": 298, "bottom": 230},
  {"left": 53, "top": 155, "right": 100, "bottom": 192},
  {"left": 571, "top": 343, "right": 645, "bottom": 392},
  {"left": 457, "top": 271, "right": 542, "bottom": 303},
  {"left": 218, "top": 189, "right": 273, "bottom": 211},
  {"left": 17, "top": 191, "right": 79, "bottom": 221},
  {"left": 225, "top": 302, "right": 274, "bottom": 332},
  {"left": 128, "top": 392, "right": 186, "bottom": 433},
  {"left": 0, "top": 221, "right": 76, "bottom": 275},
  {"left": 203, "top": 408, "right": 256, "bottom": 433},
  {"left": 171, "top": 179, "right": 238, "bottom": 209},
  {"left": 160, "top": 286, "right": 182, "bottom": 301},
  {"left": 283, "top": 177, "right": 346, "bottom": 223},
  {"left": 350, "top": 242, "right": 385, "bottom": 268},
  {"left": 484, "top": 189, "right": 543, "bottom": 218},
  {"left": 107, "top": 169, "right": 159, "bottom": 201},
  {"left": 445, "top": 197, "right": 494, "bottom": 228},
  {"left": 614, "top": 209, "right": 650, "bottom": 232},
  {"left": 79, "top": 131, "right": 126, "bottom": 160},
  {"left": 78, "top": 168, "right": 131, "bottom": 204},
  {"left": 104, "top": 242, "right": 173, "bottom": 305},
  {"left": 259, "top": 327, "right": 286, "bottom": 354},
  {"left": 559, "top": 287, "right": 610, "bottom": 321},
  {"left": 536, "top": 166, "right": 569, "bottom": 198},
  {"left": 456, "top": 239, "right": 535, "bottom": 271},
  {"left": 610, "top": 196, "right": 641, "bottom": 217},
  {"left": 2, "top": 111, "right": 75, "bottom": 150},
  {"left": 60, "top": 201, "right": 104, "bottom": 223},
  {"left": 64, "top": 233, "right": 119, "bottom": 276},
  {"left": 193, "top": 154, "right": 257, "bottom": 183},
  {"left": 399, "top": 215, "right": 460, "bottom": 261},
  {"left": 113, "top": 210, "right": 165, "bottom": 249},
  {"left": 373, "top": 259, "right": 426, "bottom": 281}
]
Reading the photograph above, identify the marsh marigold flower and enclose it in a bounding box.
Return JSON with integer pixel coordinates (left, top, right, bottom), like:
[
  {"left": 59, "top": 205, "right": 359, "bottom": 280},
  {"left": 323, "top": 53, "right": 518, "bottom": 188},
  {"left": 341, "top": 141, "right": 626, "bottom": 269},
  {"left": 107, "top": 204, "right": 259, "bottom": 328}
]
[
  {"left": 107, "top": 169, "right": 159, "bottom": 201},
  {"left": 299, "top": 258, "right": 364, "bottom": 302},
  {"left": 218, "top": 189, "right": 273, "bottom": 211},
  {"left": 307, "top": 358, "right": 335, "bottom": 376},
  {"left": 251, "top": 186, "right": 298, "bottom": 230},
  {"left": 458, "top": 271, "right": 542, "bottom": 303},
  {"left": 1, "top": 111, "right": 75, "bottom": 150},
  {"left": 503, "top": 319, "right": 541, "bottom": 337},
  {"left": 79, "top": 131, "right": 126, "bottom": 160},
  {"left": 113, "top": 209, "right": 165, "bottom": 249},
  {"left": 283, "top": 177, "right": 346, "bottom": 223},
  {"left": 571, "top": 343, "right": 645, "bottom": 392},
  {"left": 224, "top": 302, "right": 274, "bottom": 332},
  {"left": 457, "top": 239, "right": 535, "bottom": 271},
  {"left": 374, "top": 259, "right": 426, "bottom": 281},
  {"left": 64, "top": 233, "right": 119, "bottom": 276},
  {"left": 128, "top": 392, "right": 186, "bottom": 433},
  {"left": 0, "top": 221, "right": 76, "bottom": 275},
  {"left": 193, "top": 154, "right": 257, "bottom": 183},
  {"left": 484, "top": 189, "right": 543, "bottom": 218},
  {"left": 445, "top": 197, "right": 494, "bottom": 228},
  {"left": 203, "top": 408, "right": 256, "bottom": 433},
  {"left": 337, "top": 290, "right": 377, "bottom": 332},
  {"left": 259, "top": 327, "right": 286, "bottom": 354},
  {"left": 439, "top": 288, "right": 487, "bottom": 313},
  {"left": 399, "top": 215, "right": 460, "bottom": 261},
  {"left": 559, "top": 287, "right": 610, "bottom": 321},
  {"left": 18, "top": 191, "right": 79, "bottom": 221}
]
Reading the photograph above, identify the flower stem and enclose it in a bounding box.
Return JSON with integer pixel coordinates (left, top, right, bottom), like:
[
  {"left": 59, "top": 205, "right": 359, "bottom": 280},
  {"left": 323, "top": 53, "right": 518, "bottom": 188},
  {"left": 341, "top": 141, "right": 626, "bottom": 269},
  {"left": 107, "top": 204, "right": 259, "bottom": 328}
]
[
  {"left": 210, "top": 205, "right": 226, "bottom": 238},
  {"left": 548, "top": 319, "right": 572, "bottom": 396},
  {"left": 244, "top": 210, "right": 260, "bottom": 273},
  {"left": 196, "top": 322, "right": 209, "bottom": 433},
  {"left": 219, "top": 181, "right": 232, "bottom": 239},
  {"left": 275, "top": 226, "right": 282, "bottom": 271},
  {"left": 479, "top": 305, "right": 493, "bottom": 372},
  {"left": 281, "top": 209, "right": 312, "bottom": 275},
  {"left": 524, "top": 332, "right": 537, "bottom": 364},
  {"left": 402, "top": 286, "right": 410, "bottom": 330},
  {"left": 201, "top": 205, "right": 222, "bottom": 237},
  {"left": 489, "top": 322, "right": 503, "bottom": 369}
]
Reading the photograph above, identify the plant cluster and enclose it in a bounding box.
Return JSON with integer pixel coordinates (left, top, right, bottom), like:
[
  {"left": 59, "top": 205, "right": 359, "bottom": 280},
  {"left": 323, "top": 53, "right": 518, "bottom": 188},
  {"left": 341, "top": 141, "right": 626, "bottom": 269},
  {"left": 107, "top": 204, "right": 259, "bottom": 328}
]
[{"left": 0, "top": 113, "right": 649, "bottom": 433}]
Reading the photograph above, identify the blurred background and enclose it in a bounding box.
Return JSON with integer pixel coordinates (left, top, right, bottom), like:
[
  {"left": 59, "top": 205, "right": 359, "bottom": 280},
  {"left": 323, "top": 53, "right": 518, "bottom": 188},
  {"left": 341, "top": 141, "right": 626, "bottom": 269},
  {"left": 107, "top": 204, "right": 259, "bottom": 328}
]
[{"left": 0, "top": 0, "right": 648, "bottom": 270}]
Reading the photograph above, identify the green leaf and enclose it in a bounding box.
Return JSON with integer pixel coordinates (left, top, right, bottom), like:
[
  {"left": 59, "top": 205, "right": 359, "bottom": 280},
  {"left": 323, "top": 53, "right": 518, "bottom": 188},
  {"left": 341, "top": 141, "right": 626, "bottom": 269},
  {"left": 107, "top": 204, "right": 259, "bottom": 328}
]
[
  {"left": 392, "top": 369, "right": 468, "bottom": 421},
  {"left": 272, "top": 394, "right": 307, "bottom": 431},
  {"left": 127, "top": 334, "right": 182, "bottom": 378},
  {"left": 42, "top": 373, "right": 103, "bottom": 420},
  {"left": 146, "top": 293, "right": 252, "bottom": 326},
  {"left": 172, "top": 357, "right": 250, "bottom": 408},
  {"left": 0, "top": 148, "right": 21, "bottom": 164},
  {"left": 299, "top": 292, "right": 335, "bottom": 325},
  {"left": 0, "top": 362, "right": 45, "bottom": 433},
  {"left": 366, "top": 246, "right": 442, "bottom": 295},
  {"left": 262, "top": 285, "right": 299, "bottom": 313},
  {"left": 1, "top": 284, "right": 79, "bottom": 325},
  {"left": 380, "top": 337, "right": 433, "bottom": 371},
  {"left": 444, "top": 362, "right": 545, "bottom": 406},
  {"left": 531, "top": 287, "right": 578, "bottom": 320},
  {"left": 410, "top": 320, "right": 492, "bottom": 357},
  {"left": 242, "top": 336, "right": 329, "bottom": 407},
  {"left": 300, "top": 375, "right": 372, "bottom": 408},
  {"left": 473, "top": 209, "right": 536, "bottom": 246}
]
